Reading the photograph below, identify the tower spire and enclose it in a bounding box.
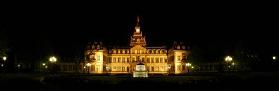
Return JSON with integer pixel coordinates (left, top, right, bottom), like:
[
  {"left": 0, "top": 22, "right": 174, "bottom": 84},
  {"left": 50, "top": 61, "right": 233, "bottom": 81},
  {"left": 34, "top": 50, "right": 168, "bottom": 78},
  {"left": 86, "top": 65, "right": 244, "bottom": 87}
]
[
  {"left": 135, "top": 16, "right": 140, "bottom": 33},
  {"left": 130, "top": 16, "right": 146, "bottom": 47},
  {"left": 137, "top": 16, "right": 140, "bottom": 25}
]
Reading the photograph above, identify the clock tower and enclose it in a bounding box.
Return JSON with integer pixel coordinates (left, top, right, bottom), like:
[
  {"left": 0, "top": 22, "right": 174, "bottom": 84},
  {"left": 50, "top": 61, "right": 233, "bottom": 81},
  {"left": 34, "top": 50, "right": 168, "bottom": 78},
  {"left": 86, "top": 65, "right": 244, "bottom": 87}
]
[{"left": 130, "top": 16, "right": 146, "bottom": 47}]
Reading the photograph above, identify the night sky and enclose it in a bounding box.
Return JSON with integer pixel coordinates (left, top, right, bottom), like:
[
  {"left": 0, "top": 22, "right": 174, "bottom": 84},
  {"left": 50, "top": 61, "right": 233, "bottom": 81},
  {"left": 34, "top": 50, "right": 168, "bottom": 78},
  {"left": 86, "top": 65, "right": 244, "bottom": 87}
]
[{"left": 1, "top": 3, "right": 278, "bottom": 63}]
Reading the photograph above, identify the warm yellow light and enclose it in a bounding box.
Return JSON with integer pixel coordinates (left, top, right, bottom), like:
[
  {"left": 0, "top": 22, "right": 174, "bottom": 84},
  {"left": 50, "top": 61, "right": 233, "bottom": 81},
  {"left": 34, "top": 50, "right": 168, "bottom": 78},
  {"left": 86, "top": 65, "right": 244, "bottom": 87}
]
[
  {"left": 1, "top": 64, "right": 3, "bottom": 67},
  {"left": 86, "top": 63, "right": 91, "bottom": 67},
  {"left": 17, "top": 64, "right": 21, "bottom": 67},
  {"left": 225, "top": 56, "right": 233, "bottom": 62},
  {"left": 42, "top": 63, "right": 46, "bottom": 66},
  {"left": 191, "top": 66, "right": 194, "bottom": 69},
  {"left": 3, "top": 56, "right": 7, "bottom": 61},
  {"left": 232, "top": 62, "right": 235, "bottom": 66},
  {"left": 136, "top": 28, "right": 140, "bottom": 33},
  {"left": 45, "top": 66, "right": 48, "bottom": 68},
  {"left": 49, "top": 56, "right": 57, "bottom": 63},
  {"left": 186, "top": 63, "right": 192, "bottom": 67}
]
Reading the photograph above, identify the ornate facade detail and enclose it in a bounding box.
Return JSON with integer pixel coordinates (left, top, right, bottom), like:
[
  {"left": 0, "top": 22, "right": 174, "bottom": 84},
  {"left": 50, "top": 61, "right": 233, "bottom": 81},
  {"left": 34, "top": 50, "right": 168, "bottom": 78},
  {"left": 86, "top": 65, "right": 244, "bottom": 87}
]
[{"left": 85, "top": 16, "right": 190, "bottom": 74}]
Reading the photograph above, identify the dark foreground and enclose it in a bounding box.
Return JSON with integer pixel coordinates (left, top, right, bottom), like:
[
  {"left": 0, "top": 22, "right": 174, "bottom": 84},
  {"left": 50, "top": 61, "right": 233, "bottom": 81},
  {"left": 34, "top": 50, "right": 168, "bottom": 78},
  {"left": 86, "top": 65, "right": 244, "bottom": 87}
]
[{"left": 1, "top": 72, "right": 279, "bottom": 91}]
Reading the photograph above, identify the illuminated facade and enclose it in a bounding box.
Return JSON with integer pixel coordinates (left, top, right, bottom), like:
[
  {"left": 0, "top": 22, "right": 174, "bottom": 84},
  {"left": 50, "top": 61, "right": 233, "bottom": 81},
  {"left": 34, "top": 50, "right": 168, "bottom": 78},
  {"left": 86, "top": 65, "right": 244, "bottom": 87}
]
[{"left": 85, "top": 17, "right": 190, "bottom": 74}]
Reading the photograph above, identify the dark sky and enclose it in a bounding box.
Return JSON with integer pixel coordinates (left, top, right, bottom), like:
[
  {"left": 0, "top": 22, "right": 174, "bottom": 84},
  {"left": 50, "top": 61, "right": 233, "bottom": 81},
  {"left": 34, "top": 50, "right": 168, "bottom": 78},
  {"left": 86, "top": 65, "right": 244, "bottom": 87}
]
[{"left": 1, "top": 3, "right": 278, "bottom": 62}]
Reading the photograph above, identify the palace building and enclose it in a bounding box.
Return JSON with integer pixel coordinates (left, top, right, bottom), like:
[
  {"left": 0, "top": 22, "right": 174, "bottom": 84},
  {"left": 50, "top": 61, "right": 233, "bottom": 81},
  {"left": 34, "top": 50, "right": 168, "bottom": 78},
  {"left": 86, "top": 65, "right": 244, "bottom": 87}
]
[{"left": 84, "top": 16, "right": 190, "bottom": 74}]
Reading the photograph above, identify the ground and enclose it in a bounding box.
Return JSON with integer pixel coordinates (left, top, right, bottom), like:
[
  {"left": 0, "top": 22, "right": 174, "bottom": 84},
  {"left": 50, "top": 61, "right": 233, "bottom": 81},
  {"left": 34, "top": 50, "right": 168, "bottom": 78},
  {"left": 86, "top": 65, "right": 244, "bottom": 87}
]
[{"left": 0, "top": 72, "right": 278, "bottom": 91}]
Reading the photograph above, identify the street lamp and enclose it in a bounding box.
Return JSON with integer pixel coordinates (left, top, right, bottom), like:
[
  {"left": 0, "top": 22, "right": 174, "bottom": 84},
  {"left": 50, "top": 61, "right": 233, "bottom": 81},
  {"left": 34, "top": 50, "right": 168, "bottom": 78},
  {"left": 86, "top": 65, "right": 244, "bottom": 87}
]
[
  {"left": 232, "top": 62, "right": 235, "bottom": 66},
  {"left": 42, "top": 63, "right": 46, "bottom": 66},
  {"left": 17, "top": 64, "right": 21, "bottom": 70},
  {"left": 3, "top": 56, "right": 7, "bottom": 61},
  {"left": 167, "top": 64, "right": 171, "bottom": 75},
  {"left": 225, "top": 56, "right": 233, "bottom": 62},
  {"left": 49, "top": 56, "right": 57, "bottom": 63},
  {"left": 49, "top": 56, "right": 57, "bottom": 73},
  {"left": 86, "top": 63, "right": 91, "bottom": 74},
  {"left": 225, "top": 56, "right": 233, "bottom": 71},
  {"left": 186, "top": 63, "right": 192, "bottom": 67},
  {"left": 185, "top": 63, "right": 192, "bottom": 73}
]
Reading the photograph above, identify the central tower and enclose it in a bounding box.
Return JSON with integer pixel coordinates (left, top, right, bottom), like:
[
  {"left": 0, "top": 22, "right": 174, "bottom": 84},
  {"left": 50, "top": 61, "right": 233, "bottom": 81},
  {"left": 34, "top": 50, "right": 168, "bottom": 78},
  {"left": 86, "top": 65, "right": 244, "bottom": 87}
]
[{"left": 130, "top": 16, "right": 146, "bottom": 47}]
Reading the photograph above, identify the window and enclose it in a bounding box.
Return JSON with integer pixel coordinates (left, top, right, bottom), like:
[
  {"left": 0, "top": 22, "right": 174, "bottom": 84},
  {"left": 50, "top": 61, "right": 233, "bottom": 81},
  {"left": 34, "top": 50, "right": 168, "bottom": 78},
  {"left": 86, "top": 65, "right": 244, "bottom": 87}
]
[
  {"left": 127, "top": 58, "right": 130, "bottom": 62},
  {"left": 108, "top": 57, "right": 112, "bottom": 63},
  {"left": 122, "top": 50, "right": 125, "bottom": 54},
  {"left": 122, "top": 57, "right": 125, "bottom": 62},
  {"left": 132, "top": 57, "right": 135, "bottom": 62},
  {"left": 156, "top": 57, "right": 159, "bottom": 63},
  {"left": 113, "top": 50, "right": 116, "bottom": 54},
  {"left": 140, "top": 50, "right": 142, "bottom": 54},
  {"left": 118, "top": 50, "right": 121, "bottom": 54},
  {"left": 122, "top": 67, "right": 125, "bottom": 71},
  {"left": 117, "top": 66, "right": 121, "bottom": 71},
  {"left": 135, "top": 50, "right": 137, "bottom": 54},
  {"left": 118, "top": 57, "right": 121, "bottom": 63},
  {"left": 160, "top": 57, "right": 163, "bottom": 63},
  {"left": 161, "top": 66, "right": 164, "bottom": 71},
  {"left": 147, "top": 58, "right": 150, "bottom": 63},
  {"left": 97, "top": 55, "right": 100, "bottom": 61},
  {"left": 113, "top": 57, "right": 116, "bottom": 63}
]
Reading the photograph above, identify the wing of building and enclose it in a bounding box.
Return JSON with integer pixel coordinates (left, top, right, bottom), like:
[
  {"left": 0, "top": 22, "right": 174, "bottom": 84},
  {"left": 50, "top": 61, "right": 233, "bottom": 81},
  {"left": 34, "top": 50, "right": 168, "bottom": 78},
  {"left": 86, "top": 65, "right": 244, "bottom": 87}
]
[{"left": 83, "top": 16, "right": 190, "bottom": 74}]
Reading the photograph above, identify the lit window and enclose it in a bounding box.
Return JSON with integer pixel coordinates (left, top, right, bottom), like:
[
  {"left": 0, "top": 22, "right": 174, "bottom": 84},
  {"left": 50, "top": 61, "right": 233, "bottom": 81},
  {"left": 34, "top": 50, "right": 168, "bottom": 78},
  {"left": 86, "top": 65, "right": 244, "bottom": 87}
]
[
  {"left": 96, "top": 55, "right": 100, "bottom": 61},
  {"left": 156, "top": 58, "right": 159, "bottom": 63},
  {"left": 113, "top": 50, "right": 116, "bottom": 54},
  {"left": 122, "top": 57, "right": 125, "bottom": 62},
  {"left": 118, "top": 57, "right": 121, "bottom": 62},
  {"left": 122, "top": 50, "right": 125, "bottom": 54},
  {"left": 122, "top": 67, "right": 125, "bottom": 71}
]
